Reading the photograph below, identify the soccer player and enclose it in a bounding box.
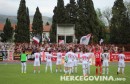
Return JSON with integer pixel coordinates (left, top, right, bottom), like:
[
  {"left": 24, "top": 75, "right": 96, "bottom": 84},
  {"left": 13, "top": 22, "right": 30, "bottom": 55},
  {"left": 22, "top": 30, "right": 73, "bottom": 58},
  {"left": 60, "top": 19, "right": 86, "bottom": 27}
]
[
  {"left": 72, "top": 51, "right": 78, "bottom": 73},
  {"left": 101, "top": 50, "right": 109, "bottom": 74},
  {"left": 94, "top": 48, "right": 102, "bottom": 75},
  {"left": 81, "top": 49, "right": 89, "bottom": 76},
  {"left": 117, "top": 49, "right": 125, "bottom": 75},
  {"left": 64, "top": 49, "right": 74, "bottom": 75},
  {"left": 64, "top": 52, "right": 68, "bottom": 75},
  {"left": 33, "top": 49, "right": 41, "bottom": 73},
  {"left": 56, "top": 50, "right": 62, "bottom": 73},
  {"left": 87, "top": 50, "right": 94, "bottom": 75},
  {"left": 20, "top": 50, "right": 27, "bottom": 73},
  {"left": 45, "top": 51, "right": 53, "bottom": 73}
]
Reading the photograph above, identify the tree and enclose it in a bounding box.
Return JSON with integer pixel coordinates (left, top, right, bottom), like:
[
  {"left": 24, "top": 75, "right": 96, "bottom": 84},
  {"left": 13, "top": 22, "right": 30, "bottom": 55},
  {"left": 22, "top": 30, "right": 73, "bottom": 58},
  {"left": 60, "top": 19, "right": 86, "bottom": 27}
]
[
  {"left": 75, "top": 0, "right": 89, "bottom": 42},
  {"left": 66, "top": 0, "right": 78, "bottom": 24},
  {"left": 0, "top": 18, "right": 13, "bottom": 42},
  {"left": 15, "top": 0, "right": 30, "bottom": 43},
  {"left": 45, "top": 22, "right": 50, "bottom": 25},
  {"left": 96, "top": 8, "right": 108, "bottom": 43},
  {"left": 85, "top": 0, "right": 105, "bottom": 43},
  {"left": 110, "top": 0, "right": 130, "bottom": 44},
  {"left": 32, "top": 7, "right": 43, "bottom": 43},
  {"left": 50, "top": 0, "right": 68, "bottom": 43},
  {"left": 124, "top": 0, "right": 130, "bottom": 19},
  {"left": 65, "top": 0, "right": 78, "bottom": 42},
  {"left": 102, "top": 7, "right": 112, "bottom": 27}
]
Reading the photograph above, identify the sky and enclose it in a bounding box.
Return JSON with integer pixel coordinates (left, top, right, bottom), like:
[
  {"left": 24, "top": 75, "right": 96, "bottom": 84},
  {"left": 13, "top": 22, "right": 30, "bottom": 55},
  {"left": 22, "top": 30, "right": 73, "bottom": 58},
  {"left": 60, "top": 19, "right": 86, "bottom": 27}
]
[{"left": 0, "top": 0, "right": 116, "bottom": 17}]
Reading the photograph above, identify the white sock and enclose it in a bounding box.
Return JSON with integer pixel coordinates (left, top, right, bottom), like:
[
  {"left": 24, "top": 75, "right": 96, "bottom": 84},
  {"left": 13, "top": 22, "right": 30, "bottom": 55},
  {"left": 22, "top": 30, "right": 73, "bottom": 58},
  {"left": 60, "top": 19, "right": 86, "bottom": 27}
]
[
  {"left": 83, "top": 69, "right": 86, "bottom": 75},
  {"left": 122, "top": 68, "right": 124, "bottom": 74},
  {"left": 24, "top": 63, "right": 26, "bottom": 73},
  {"left": 45, "top": 65, "right": 48, "bottom": 72},
  {"left": 50, "top": 65, "right": 52, "bottom": 73},
  {"left": 106, "top": 68, "right": 109, "bottom": 74},
  {"left": 60, "top": 69, "right": 62, "bottom": 72},
  {"left": 21, "top": 63, "right": 24, "bottom": 73},
  {"left": 56, "top": 69, "right": 58, "bottom": 73},
  {"left": 75, "top": 67, "right": 77, "bottom": 73},
  {"left": 86, "top": 68, "right": 88, "bottom": 75},
  {"left": 72, "top": 67, "right": 74, "bottom": 73},
  {"left": 69, "top": 69, "right": 71, "bottom": 75},
  {"left": 34, "top": 70, "right": 36, "bottom": 73},
  {"left": 64, "top": 69, "right": 65, "bottom": 73},
  {"left": 103, "top": 68, "right": 105, "bottom": 74},
  {"left": 118, "top": 67, "right": 120, "bottom": 72},
  {"left": 88, "top": 66, "right": 90, "bottom": 74},
  {"left": 65, "top": 70, "right": 67, "bottom": 74}
]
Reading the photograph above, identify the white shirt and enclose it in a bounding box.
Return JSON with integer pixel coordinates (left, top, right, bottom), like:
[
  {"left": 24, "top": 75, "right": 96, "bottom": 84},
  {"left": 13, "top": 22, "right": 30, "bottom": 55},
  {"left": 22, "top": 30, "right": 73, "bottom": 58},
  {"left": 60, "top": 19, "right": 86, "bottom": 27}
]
[
  {"left": 34, "top": 53, "right": 41, "bottom": 61},
  {"left": 57, "top": 52, "right": 62, "bottom": 60},
  {"left": 118, "top": 54, "right": 125, "bottom": 62},
  {"left": 65, "top": 51, "right": 74, "bottom": 61},
  {"left": 46, "top": 53, "right": 52, "bottom": 61},
  {"left": 73, "top": 53, "right": 78, "bottom": 61},
  {"left": 102, "top": 53, "right": 109, "bottom": 61},
  {"left": 81, "top": 53, "right": 89, "bottom": 62}
]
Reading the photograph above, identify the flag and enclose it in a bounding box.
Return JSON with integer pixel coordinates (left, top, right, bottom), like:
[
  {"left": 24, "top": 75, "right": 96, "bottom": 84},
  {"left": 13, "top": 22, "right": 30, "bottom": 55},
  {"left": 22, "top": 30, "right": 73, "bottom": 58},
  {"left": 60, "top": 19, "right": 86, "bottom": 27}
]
[
  {"left": 59, "top": 40, "right": 64, "bottom": 44},
  {"left": 44, "top": 35, "right": 50, "bottom": 43},
  {"left": 99, "top": 39, "right": 104, "bottom": 45},
  {"left": 33, "top": 36, "right": 40, "bottom": 44},
  {"left": 80, "top": 34, "right": 91, "bottom": 45}
]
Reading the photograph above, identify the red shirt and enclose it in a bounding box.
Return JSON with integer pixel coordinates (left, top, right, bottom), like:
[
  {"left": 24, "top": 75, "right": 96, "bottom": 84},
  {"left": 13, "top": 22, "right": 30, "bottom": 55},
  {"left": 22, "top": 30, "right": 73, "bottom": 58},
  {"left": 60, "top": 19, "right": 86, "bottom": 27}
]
[{"left": 94, "top": 51, "right": 101, "bottom": 62}]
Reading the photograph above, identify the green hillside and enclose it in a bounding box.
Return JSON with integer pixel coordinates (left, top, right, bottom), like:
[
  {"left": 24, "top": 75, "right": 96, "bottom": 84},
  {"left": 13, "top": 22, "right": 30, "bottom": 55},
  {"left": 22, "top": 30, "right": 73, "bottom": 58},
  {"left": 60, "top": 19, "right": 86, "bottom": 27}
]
[{"left": 0, "top": 14, "right": 52, "bottom": 25}]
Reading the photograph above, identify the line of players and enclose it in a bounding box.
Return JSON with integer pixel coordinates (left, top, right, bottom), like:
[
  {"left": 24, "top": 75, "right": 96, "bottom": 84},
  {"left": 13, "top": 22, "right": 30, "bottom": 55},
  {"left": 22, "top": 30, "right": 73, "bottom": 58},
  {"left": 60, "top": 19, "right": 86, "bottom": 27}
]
[{"left": 20, "top": 48, "right": 125, "bottom": 76}]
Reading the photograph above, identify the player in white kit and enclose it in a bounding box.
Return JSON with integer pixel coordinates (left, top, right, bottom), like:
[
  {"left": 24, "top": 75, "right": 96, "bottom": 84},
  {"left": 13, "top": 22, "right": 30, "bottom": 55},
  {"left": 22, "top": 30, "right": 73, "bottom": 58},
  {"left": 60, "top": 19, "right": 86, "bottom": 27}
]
[
  {"left": 101, "top": 50, "right": 109, "bottom": 74},
  {"left": 87, "top": 50, "right": 93, "bottom": 75},
  {"left": 45, "top": 51, "right": 53, "bottom": 73},
  {"left": 56, "top": 50, "right": 62, "bottom": 72},
  {"left": 81, "top": 49, "right": 89, "bottom": 76},
  {"left": 33, "top": 49, "right": 41, "bottom": 73},
  {"left": 72, "top": 51, "right": 78, "bottom": 73},
  {"left": 117, "top": 49, "right": 125, "bottom": 75},
  {"left": 64, "top": 49, "right": 74, "bottom": 75}
]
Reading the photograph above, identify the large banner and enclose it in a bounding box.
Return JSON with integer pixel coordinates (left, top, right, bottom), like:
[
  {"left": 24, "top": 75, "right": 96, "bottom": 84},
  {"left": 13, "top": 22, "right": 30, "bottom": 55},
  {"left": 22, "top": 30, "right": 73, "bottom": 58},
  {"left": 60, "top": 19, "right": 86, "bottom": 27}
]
[
  {"left": 110, "top": 52, "right": 130, "bottom": 62},
  {"left": 6, "top": 51, "right": 130, "bottom": 62}
]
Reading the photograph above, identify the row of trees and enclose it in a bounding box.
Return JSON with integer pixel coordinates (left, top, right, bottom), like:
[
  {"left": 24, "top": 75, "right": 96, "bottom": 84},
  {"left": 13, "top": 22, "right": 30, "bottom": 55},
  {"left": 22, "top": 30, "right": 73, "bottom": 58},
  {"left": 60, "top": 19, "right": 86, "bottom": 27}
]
[
  {"left": 50, "top": 0, "right": 130, "bottom": 44},
  {"left": 1, "top": 0, "right": 130, "bottom": 44},
  {"left": 0, "top": 0, "right": 43, "bottom": 43},
  {"left": 50, "top": 0, "right": 105, "bottom": 43}
]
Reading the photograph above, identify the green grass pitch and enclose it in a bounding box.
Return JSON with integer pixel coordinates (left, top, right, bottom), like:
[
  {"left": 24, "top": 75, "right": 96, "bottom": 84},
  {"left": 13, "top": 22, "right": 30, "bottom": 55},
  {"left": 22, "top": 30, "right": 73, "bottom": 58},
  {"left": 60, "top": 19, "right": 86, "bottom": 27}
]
[{"left": 0, "top": 62, "right": 130, "bottom": 84}]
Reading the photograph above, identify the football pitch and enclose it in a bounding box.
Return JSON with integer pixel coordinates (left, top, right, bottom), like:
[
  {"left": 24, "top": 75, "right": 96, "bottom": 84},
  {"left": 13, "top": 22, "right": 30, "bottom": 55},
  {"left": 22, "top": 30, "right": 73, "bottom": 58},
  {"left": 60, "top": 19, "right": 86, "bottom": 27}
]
[{"left": 0, "top": 62, "right": 130, "bottom": 84}]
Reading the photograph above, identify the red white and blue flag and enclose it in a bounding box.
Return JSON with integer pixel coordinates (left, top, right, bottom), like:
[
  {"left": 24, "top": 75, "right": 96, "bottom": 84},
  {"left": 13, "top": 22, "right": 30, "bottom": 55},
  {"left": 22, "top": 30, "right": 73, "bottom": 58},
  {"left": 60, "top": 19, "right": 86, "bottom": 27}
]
[
  {"left": 59, "top": 40, "right": 64, "bottom": 44},
  {"left": 99, "top": 39, "right": 104, "bottom": 45},
  {"left": 80, "top": 34, "right": 91, "bottom": 45},
  {"left": 33, "top": 36, "right": 40, "bottom": 44}
]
